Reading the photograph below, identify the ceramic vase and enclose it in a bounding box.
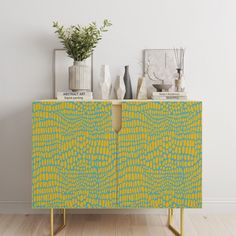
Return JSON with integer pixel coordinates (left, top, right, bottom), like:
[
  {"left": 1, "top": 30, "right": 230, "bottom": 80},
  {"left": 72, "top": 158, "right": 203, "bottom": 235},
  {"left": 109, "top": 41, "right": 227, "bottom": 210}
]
[
  {"left": 115, "top": 76, "right": 126, "bottom": 99},
  {"left": 179, "top": 74, "right": 186, "bottom": 92},
  {"left": 99, "top": 65, "right": 112, "bottom": 99},
  {"left": 69, "top": 61, "right": 90, "bottom": 92},
  {"left": 136, "top": 77, "right": 147, "bottom": 100},
  {"left": 123, "top": 65, "right": 133, "bottom": 99},
  {"left": 175, "top": 72, "right": 185, "bottom": 92}
]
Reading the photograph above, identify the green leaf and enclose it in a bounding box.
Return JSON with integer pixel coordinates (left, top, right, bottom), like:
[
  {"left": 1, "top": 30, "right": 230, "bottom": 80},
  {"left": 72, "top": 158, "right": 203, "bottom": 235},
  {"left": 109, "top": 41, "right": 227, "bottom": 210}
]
[{"left": 52, "top": 19, "right": 112, "bottom": 61}]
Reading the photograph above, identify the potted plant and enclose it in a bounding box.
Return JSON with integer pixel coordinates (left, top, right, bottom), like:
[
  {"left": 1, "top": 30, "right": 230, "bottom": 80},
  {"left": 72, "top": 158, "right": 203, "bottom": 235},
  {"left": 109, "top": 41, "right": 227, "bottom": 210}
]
[{"left": 53, "top": 19, "right": 112, "bottom": 91}]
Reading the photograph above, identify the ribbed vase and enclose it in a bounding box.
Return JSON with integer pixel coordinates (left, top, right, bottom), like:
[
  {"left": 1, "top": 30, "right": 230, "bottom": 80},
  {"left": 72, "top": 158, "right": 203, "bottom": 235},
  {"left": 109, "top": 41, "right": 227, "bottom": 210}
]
[{"left": 69, "top": 61, "right": 90, "bottom": 91}]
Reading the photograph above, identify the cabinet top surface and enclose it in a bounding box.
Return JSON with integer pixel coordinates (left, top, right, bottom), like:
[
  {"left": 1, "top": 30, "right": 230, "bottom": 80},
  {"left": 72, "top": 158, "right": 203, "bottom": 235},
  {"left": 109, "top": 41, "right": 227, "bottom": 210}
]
[{"left": 33, "top": 99, "right": 202, "bottom": 104}]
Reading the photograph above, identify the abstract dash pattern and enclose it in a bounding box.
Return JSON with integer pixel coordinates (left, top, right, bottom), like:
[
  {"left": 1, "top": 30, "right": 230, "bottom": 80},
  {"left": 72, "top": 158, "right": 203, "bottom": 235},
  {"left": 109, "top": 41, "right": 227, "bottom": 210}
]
[
  {"left": 32, "top": 101, "right": 202, "bottom": 209},
  {"left": 32, "top": 101, "right": 117, "bottom": 208},
  {"left": 118, "top": 101, "right": 202, "bottom": 208}
]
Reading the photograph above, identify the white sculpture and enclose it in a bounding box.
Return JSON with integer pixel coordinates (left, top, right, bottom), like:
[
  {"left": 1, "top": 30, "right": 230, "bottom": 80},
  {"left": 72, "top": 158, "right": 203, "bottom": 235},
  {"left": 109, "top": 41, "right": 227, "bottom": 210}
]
[
  {"left": 136, "top": 77, "right": 147, "bottom": 100},
  {"left": 99, "top": 65, "right": 112, "bottom": 99},
  {"left": 114, "top": 76, "right": 126, "bottom": 99}
]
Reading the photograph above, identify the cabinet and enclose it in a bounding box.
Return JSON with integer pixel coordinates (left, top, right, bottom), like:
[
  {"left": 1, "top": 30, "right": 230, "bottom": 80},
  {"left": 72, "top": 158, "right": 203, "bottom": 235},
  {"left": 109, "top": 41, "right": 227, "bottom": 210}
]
[{"left": 32, "top": 100, "right": 202, "bottom": 235}]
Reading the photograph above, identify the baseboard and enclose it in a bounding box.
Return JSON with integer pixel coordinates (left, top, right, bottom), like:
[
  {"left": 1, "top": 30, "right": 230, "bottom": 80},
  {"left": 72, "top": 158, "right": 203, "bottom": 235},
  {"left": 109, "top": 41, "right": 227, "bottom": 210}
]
[{"left": 0, "top": 200, "right": 236, "bottom": 214}]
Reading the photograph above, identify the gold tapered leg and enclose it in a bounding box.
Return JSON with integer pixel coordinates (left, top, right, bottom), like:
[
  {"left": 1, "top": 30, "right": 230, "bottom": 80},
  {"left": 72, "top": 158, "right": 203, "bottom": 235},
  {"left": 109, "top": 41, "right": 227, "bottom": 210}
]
[
  {"left": 167, "top": 208, "right": 184, "bottom": 236},
  {"left": 50, "top": 209, "right": 54, "bottom": 236},
  {"left": 50, "top": 209, "right": 66, "bottom": 236}
]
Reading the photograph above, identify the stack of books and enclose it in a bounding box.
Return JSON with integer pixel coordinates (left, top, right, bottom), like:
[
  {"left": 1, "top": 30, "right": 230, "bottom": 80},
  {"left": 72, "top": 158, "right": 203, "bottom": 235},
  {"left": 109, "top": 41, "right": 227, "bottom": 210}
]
[
  {"left": 152, "top": 92, "right": 187, "bottom": 100},
  {"left": 57, "top": 91, "right": 93, "bottom": 101}
]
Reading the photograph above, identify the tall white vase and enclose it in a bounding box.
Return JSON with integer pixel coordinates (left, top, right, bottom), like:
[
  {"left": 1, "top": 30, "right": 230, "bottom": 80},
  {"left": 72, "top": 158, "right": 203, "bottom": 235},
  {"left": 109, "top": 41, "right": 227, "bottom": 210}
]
[
  {"left": 99, "top": 65, "right": 112, "bottom": 100},
  {"left": 115, "top": 76, "right": 126, "bottom": 100},
  {"left": 69, "top": 61, "right": 90, "bottom": 91}
]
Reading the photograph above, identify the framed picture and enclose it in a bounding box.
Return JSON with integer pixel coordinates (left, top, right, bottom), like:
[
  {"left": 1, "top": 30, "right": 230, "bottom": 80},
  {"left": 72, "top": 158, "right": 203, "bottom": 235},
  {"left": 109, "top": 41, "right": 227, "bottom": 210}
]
[
  {"left": 53, "top": 49, "right": 93, "bottom": 98},
  {"left": 143, "top": 49, "right": 179, "bottom": 85},
  {"left": 143, "top": 49, "right": 186, "bottom": 94}
]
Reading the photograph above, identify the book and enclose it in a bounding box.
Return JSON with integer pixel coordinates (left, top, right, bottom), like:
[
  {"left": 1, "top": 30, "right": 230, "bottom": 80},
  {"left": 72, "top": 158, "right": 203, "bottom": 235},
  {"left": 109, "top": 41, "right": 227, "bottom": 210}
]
[
  {"left": 152, "top": 95, "right": 187, "bottom": 100},
  {"left": 152, "top": 91, "right": 187, "bottom": 100},
  {"left": 152, "top": 92, "right": 187, "bottom": 96},
  {"left": 57, "top": 91, "right": 92, "bottom": 97},
  {"left": 57, "top": 91, "right": 93, "bottom": 101},
  {"left": 57, "top": 96, "right": 93, "bottom": 101}
]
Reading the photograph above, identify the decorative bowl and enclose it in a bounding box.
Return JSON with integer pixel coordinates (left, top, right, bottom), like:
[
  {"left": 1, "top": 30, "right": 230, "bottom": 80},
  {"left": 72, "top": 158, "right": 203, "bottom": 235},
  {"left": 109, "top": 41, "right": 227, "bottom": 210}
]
[{"left": 152, "top": 84, "right": 172, "bottom": 92}]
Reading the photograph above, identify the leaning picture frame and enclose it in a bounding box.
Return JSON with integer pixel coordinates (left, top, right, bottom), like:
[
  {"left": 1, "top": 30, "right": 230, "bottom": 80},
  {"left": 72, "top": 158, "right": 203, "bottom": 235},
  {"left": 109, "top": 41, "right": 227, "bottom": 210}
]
[
  {"left": 143, "top": 49, "right": 178, "bottom": 83},
  {"left": 143, "top": 49, "right": 185, "bottom": 93},
  {"left": 53, "top": 49, "right": 93, "bottom": 98}
]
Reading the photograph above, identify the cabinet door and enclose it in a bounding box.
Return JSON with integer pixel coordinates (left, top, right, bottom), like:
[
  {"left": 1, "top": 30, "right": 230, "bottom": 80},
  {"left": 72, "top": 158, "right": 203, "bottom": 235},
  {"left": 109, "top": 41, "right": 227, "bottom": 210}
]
[
  {"left": 117, "top": 101, "right": 202, "bottom": 208},
  {"left": 32, "top": 101, "right": 117, "bottom": 208}
]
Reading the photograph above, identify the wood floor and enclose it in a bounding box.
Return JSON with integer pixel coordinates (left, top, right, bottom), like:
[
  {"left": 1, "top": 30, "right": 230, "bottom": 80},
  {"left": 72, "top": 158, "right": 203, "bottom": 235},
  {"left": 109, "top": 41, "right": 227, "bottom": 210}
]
[{"left": 0, "top": 213, "right": 236, "bottom": 236}]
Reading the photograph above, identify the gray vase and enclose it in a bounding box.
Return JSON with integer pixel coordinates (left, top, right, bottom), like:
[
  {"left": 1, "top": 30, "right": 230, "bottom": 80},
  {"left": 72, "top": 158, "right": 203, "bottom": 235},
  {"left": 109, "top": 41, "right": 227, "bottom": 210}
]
[{"left": 123, "top": 65, "right": 133, "bottom": 99}]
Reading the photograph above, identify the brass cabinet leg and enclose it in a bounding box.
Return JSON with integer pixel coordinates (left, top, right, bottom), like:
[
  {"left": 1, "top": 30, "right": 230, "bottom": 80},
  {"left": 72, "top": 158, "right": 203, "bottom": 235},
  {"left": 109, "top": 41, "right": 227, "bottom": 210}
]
[
  {"left": 180, "top": 208, "right": 184, "bottom": 235},
  {"left": 50, "top": 209, "right": 54, "bottom": 236},
  {"left": 63, "top": 209, "right": 66, "bottom": 226},
  {"left": 50, "top": 208, "right": 66, "bottom": 236},
  {"left": 167, "top": 208, "right": 184, "bottom": 236}
]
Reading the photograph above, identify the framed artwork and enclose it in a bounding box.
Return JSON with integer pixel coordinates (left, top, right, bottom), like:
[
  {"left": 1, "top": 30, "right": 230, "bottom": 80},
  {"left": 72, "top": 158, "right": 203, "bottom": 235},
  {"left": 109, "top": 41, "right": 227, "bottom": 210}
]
[
  {"left": 53, "top": 49, "right": 93, "bottom": 98},
  {"left": 143, "top": 49, "right": 180, "bottom": 84},
  {"left": 143, "top": 49, "right": 185, "bottom": 93}
]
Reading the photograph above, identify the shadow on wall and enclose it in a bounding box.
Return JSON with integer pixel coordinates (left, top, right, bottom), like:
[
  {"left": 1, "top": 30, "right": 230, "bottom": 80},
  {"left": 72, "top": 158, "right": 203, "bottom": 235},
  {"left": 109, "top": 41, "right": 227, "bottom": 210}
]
[{"left": 0, "top": 104, "right": 33, "bottom": 202}]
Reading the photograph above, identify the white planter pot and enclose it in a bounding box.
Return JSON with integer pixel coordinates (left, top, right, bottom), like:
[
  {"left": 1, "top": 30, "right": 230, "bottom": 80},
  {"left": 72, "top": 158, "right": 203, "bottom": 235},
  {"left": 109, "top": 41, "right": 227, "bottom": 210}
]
[{"left": 69, "top": 61, "right": 90, "bottom": 91}]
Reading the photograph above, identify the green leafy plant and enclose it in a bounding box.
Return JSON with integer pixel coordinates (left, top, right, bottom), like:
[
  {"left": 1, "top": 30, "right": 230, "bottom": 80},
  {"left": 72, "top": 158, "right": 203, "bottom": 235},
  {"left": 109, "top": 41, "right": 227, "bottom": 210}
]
[{"left": 53, "top": 19, "right": 112, "bottom": 61}]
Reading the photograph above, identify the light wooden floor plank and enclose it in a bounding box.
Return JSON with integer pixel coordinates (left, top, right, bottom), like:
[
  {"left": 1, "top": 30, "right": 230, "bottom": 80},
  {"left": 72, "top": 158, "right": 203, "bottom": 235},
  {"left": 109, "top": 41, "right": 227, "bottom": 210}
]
[{"left": 0, "top": 214, "right": 235, "bottom": 236}]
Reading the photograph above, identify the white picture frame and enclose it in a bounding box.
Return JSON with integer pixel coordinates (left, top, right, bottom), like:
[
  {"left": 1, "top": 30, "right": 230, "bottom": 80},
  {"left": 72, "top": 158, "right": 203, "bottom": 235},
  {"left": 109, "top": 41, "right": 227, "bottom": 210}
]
[{"left": 53, "top": 49, "right": 93, "bottom": 98}]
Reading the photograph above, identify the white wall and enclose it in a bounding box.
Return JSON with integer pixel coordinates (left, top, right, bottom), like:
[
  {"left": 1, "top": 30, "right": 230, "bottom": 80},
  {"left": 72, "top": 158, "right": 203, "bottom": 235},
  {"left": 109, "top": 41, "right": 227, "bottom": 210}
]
[{"left": 0, "top": 0, "right": 236, "bottom": 213}]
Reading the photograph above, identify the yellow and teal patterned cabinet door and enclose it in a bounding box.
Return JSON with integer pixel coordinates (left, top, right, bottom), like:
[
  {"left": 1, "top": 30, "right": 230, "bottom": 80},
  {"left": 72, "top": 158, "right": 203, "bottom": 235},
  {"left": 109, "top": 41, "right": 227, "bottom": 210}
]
[
  {"left": 32, "top": 101, "right": 117, "bottom": 208},
  {"left": 117, "top": 101, "right": 202, "bottom": 208}
]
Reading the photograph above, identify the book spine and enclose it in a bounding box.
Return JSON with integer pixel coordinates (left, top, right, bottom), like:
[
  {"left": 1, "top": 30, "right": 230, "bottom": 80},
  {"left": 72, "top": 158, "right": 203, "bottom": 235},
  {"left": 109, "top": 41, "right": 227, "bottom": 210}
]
[
  {"left": 152, "top": 95, "right": 187, "bottom": 98},
  {"left": 152, "top": 92, "right": 187, "bottom": 96},
  {"left": 57, "top": 91, "right": 93, "bottom": 97},
  {"left": 152, "top": 96, "right": 187, "bottom": 100},
  {"left": 57, "top": 96, "right": 92, "bottom": 101}
]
